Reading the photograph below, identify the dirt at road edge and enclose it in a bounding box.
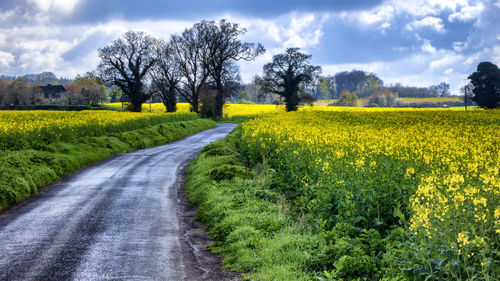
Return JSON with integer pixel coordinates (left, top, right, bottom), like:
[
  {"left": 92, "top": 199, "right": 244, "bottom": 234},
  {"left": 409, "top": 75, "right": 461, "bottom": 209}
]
[{"left": 175, "top": 156, "right": 242, "bottom": 281}]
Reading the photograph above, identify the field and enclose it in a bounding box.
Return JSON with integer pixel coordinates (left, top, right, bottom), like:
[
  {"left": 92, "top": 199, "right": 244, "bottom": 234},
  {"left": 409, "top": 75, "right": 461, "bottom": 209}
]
[
  {"left": 187, "top": 108, "right": 499, "bottom": 280},
  {"left": 105, "top": 102, "right": 468, "bottom": 119},
  {"left": 0, "top": 110, "right": 215, "bottom": 210},
  {"left": 402, "top": 96, "right": 463, "bottom": 104},
  {"left": 0, "top": 110, "right": 199, "bottom": 150},
  {"left": 1, "top": 103, "right": 497, "bottom": 280}
]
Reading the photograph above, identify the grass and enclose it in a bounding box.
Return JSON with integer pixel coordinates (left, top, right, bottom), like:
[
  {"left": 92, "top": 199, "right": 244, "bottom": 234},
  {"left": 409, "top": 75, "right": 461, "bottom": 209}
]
[
  {"left": 0, "top": 118, "right": 216, "bottom": 211},
  {"left": 186, "top": 126, "right": 320, "bottom": 280},
  {"left": 402, "top": 96, "right": 463, "bottom": 104}
]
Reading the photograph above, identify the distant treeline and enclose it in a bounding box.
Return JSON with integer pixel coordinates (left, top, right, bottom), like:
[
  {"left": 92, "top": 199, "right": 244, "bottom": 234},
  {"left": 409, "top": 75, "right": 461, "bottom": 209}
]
[
  {"left": 0, "top": 73, "right": 109, "bottom": 108},
  {"left": 235, "top": 70, "right": 454, "bottom": 105},
  {"left": 2, "top": 70, "right": 455, "bottom": 109},
  {"left": 307, "top": 71, "right": 451, "bottom": 100},
  {"left": 0, "top": 72, "right": 72, "bottom": 86}
]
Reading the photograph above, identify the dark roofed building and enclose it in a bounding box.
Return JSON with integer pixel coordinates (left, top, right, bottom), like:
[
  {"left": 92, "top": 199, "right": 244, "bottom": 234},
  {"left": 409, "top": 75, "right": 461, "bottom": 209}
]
[{"left": 39, "top": 84, "right": 67, "bottom": 99}]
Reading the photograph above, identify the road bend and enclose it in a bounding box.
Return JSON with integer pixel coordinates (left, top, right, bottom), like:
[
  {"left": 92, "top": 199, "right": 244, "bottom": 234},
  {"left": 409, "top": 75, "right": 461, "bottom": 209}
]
[{"left": 0, "top": 123, "right": 237, "bottom": 281}]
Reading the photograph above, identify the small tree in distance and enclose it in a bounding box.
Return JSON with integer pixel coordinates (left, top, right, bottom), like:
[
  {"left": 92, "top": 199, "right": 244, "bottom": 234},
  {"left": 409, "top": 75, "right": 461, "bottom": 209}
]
[
  {"left": 468, "top": 61, "right": 500, "bottom": 109},
  {"left": 336, "top": 90, "right": 358, "bottom": 107},
  {"left": 259, "top": 48, "right": 321, "bottom": 111}
]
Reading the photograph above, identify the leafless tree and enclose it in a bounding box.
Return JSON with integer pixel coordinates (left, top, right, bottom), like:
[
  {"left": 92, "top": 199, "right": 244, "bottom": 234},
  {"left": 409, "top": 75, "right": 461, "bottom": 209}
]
[
  {"left": 150, "top": 41, "right": 182, "bottom": 112},
  {"left": 97, "top": 30, "right": 159, "bottom": 112},
  {"left": 169, "top": 24, "right": 211, "bottom": 113},
  {"left": 203, "top": 19, "right": 264, "bottom": 118}
]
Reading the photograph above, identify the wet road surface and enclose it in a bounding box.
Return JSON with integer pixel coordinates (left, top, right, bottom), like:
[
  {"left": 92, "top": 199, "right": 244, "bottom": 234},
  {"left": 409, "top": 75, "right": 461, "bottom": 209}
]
[{"left": 0, "top": 123, "right": 238, "bottom": 281}]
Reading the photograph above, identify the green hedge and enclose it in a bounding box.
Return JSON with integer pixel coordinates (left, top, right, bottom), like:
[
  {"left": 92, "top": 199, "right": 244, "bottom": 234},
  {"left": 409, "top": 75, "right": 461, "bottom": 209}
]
[{"left": 0, "top": 119, "right": 216, "bottom": 211}]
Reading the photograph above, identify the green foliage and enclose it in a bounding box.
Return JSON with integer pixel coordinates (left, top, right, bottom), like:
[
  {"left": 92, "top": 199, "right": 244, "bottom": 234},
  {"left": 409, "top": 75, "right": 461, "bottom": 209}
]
[
  {"left": 209, "top": 164, "right": 248, "bottom": 181},
  {"left": 336, "top": 90, "right": 358, "bottom": 106},
  {"left": 0, "top": 119, "right": 215, "bottom": 211},
  {"left": 237, "top": 91, "right": 253, "bottom": 104},
  {"left": 200, "top": 93, "right": 217, "bottom": 118},
  {"left": 468, "top": 61, "right": 500, "bottom": 109}
]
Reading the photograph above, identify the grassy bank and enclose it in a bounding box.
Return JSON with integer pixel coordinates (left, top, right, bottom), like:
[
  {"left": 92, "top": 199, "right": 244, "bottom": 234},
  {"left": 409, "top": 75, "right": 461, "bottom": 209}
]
[
  {"left": 186, "top": 126, "right": 316, "bottom": 280},
  {"left": 0, "top": 118, "right": 216, "bottom": 211}
]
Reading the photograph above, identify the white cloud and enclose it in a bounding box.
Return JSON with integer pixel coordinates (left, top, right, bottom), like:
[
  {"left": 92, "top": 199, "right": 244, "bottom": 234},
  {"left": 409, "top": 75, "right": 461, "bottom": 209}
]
[
  {"left": 0, "top": 9, "right": 15, "bottom": 22},
  {"left": 421, "top": 40, "right": 437, "bottom": 53},
  {"left": 30, "top": 0, "right": 81, "bottom": 14},
  {"left": 448, "top": 2, "right": 484, "bottom": 22},
  {"left": 281, "top": 13, "right": 327, "bottom": 49},
  {"left": 408, "top": 16, "right": 446, "bottom": 33},
  {"left": 17, "top": 39, "right": 76, "bottom": 71},
  {"left": 429, "top": 53, "right": 463, "bottom": 69},
  {"left": 0, "top": 50, "right": 14, "bottom": 67},
  {"left": 339, "top": 5, "right": 394, "bottom": 31},
  {"left": 386, "top": 0, "right": 469, "bottom": 17}
]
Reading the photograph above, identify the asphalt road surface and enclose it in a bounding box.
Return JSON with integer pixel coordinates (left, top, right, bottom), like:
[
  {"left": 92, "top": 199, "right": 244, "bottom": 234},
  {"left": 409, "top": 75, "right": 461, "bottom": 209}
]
[{"left": 0, "top": 123, "right": 238, "bottom": 281}]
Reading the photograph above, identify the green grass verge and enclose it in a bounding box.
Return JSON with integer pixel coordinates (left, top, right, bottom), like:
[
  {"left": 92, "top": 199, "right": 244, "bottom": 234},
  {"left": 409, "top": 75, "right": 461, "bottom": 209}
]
[
  {"left": 186, "top": 126, "right": 320, "bottom": 280},
  {"left": 0, "top": 118, "right": 216, "bottom": 211}
]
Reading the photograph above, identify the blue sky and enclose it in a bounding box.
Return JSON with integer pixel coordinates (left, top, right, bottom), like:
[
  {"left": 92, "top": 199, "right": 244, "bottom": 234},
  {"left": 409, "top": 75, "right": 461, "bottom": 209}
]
[{"left": 0, "top": 0, "right": 499, "bottom": 94}]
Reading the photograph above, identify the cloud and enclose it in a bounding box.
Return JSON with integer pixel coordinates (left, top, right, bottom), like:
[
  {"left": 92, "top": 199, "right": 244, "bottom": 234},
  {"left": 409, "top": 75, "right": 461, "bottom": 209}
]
[
  {"left": 408, "top": 16, "right": 446, "bottom": 33},
  {"left": 421, "top": 40, "right": 438, "bottom": 53},
  {"left": 429, "top": 53, "right": 463, "bottom": 69},
  {"left": 448, "top": 2, "right": 484, "bottom": 22},
  {"left": 88, "top": 0, "right": 380, "bottom": 21},
  {"left": 29, "top": 0, "right": 80, "bottom": 14},
  {"left": 0, "top": 50, "right": 14, "bottom": 67},
  {"left": 0, "top": 0, "right": 380, "bottom": 25}
]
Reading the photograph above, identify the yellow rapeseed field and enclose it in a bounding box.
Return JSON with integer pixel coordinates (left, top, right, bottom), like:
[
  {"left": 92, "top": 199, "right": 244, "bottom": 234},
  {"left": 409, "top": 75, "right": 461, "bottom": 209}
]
[
  {"left": 241, "top": 109, "right": 499, "bottom": 278},
  {"left": 106, "top": 102, "right": 468, "bottom": 119},
  {"left": 0, "top": 110, "right": 198, "bottom": 150}
]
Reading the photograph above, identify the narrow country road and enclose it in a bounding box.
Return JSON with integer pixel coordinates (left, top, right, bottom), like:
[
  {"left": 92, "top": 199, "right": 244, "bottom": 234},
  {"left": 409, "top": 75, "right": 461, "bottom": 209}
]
[{"left": 0, "top": 123, "right": 238, "bottom": 281}]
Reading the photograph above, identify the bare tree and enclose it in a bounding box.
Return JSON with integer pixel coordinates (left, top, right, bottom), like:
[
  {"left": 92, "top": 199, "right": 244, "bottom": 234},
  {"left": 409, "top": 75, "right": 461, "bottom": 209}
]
[
  {"left": 170, "top": 24, "right": 211, "bottom": 113},
  {"left": 460, "top": 83, "right": 474, "bottom": 111},
  {"left": 150, "top": 41, "right": 182, "bottom": 112},
  {"left": 260, "top": 48, "right": 321, "bottom": 111},
  {"left": 198, "top": 61, "right": 242, "bottom": 117},
  {"left": 203, "top": 19, "right": 264, "bottom": 118},
  {"left": 97, "top": 31, "right": 159, "bottom": 112}
]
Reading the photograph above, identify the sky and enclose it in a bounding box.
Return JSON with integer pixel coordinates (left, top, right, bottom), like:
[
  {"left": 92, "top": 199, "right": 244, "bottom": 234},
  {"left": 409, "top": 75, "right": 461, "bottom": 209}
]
[{"left": 0, "top": 0, "right": 499, "bottom": 94}]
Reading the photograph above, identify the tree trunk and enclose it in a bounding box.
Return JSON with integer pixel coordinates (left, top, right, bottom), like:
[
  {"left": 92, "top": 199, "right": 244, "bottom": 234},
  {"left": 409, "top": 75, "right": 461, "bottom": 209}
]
[
  {"left": 215, "top": 83, "right": 224, "bottom": 118},
  {"left": 132, "top": 102, "right": 142, "bottom": 112},
  {"left": 165, "top": 99, "right": 177, "bottom": 112},
  {"left": 164, "top": 87, "right": 177, "bottom": 113},
  {"left": 191, "top": 98, "right": 199, "bottom": 113},
  {"left": 285, "top": 93, "right": 299, "bottom": 111}
]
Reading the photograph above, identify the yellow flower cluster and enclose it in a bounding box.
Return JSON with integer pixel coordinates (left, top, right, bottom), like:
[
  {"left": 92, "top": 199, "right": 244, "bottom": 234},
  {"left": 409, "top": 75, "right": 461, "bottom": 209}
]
[
  {"left": 241, "top": 109, "right": 499, "bottom": 261},
  {"left": 0, "top": 110, "right": 197, "bottom": 150},
  {"left": 106, "top": 102, "right": 192, "bottom": 113}
]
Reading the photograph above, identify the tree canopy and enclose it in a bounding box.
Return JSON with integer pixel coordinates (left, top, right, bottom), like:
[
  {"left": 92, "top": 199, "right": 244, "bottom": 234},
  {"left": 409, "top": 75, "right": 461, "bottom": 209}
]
[
  {"left": 203, "top": 19, "right": 264, "bottom": 118},
  {"left": 97, "top": 31, "right": 159, "bottom": 112},
  {"left": 468, "top": 61, "right": 500, "bottom": 109},
  {"left": 259, "top": 48, "right": 321, "bottom": 111}
]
